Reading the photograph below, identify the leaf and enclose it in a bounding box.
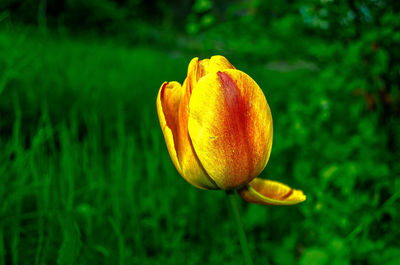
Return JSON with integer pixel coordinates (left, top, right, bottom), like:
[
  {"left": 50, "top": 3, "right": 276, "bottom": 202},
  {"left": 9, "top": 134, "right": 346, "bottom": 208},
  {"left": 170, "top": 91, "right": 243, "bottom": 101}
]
[{"left": 57, "top": 218, "right": 82, "bottom": 265}]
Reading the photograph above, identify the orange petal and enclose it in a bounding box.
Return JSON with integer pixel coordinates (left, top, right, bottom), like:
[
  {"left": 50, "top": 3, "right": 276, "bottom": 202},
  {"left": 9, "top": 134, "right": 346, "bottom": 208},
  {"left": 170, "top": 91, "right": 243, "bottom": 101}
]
[
  {"left": 237, "top": 178, "right": 306, "bottom": 205},
  {"left": 156, "top": 81, "right": 184, "bottom": 175},
  {"left": 188, "top": 69, "right": 273, "bottom": 189}
]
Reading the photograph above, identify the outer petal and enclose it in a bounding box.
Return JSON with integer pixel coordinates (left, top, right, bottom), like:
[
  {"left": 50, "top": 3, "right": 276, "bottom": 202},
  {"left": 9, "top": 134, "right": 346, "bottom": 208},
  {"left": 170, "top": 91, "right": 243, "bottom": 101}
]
[
  {"left": 157, "top": 80, "right": 217, "bottom": 189},
  {"left": 156, "top": 81, "right": 184, "bottom": 175},
  {"left": 188, "top": 69, "right": 273, "bottom": 189},
  {"left": 237, "top": 178, "right": 306, "bottom": 205}
]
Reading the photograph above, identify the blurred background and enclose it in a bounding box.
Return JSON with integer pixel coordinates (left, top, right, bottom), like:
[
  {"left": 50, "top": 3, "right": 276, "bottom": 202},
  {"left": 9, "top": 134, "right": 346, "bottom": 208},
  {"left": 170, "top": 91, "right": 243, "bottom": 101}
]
[{"left": 0, "top": 0, "right": 399, "bottom": 264}]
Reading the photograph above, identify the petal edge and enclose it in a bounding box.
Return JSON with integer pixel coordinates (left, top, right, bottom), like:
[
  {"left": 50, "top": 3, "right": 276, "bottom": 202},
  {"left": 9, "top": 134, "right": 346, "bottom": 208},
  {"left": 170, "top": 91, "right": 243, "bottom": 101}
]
[{"left": 156, "top": 81, "right": 183, "bottom": 175}]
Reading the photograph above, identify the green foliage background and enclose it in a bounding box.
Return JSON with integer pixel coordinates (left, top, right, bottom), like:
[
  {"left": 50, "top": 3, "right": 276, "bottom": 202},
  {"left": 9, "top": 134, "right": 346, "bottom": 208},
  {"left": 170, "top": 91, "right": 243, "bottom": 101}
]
[{"left": 1, "top": 0, "right": 399, "bottom": 264}]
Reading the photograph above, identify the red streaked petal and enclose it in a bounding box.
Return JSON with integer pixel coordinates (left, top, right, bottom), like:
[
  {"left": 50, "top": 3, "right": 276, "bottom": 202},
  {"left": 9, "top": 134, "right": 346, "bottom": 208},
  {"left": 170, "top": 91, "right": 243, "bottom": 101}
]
[{"left": 188, "top": 69, "right": 273, "bottom": 189}]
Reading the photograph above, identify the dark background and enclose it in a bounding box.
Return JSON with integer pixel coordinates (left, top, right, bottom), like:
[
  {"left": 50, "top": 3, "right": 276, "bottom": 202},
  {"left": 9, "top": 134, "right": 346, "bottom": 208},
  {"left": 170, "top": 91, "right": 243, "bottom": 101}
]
[{"left": 0, "top": 0, "right": 399, "bottom": 264}]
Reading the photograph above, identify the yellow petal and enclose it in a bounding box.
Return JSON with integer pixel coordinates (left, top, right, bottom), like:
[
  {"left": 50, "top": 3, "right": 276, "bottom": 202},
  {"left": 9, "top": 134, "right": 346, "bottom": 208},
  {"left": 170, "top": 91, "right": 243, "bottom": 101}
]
[
  {"left": 156, "top": 81, "right": 184, "bottom": 175},
  {"left": 208, "top": 55, "right": 236, "bottom": 73},
  {"left": 186, "top": 57, "right": 201, "bottom": 92},
  {"left": 157, "top": 80, "right": 217, "bottom": 189},
  {"left": 238, "top": 178, "right": 306, "bottom": 205},
  {"left": 188, "top": 69, "right": 273, "bottom": 189},
  {"left": 198, "top": 58, "right": 210, "bottom": 78},
  {"left": 186, "top": 56, "right": 236, "bottom": 91},
  {"left": 177, "top": 80, "right": 218, "bottom": 189}
]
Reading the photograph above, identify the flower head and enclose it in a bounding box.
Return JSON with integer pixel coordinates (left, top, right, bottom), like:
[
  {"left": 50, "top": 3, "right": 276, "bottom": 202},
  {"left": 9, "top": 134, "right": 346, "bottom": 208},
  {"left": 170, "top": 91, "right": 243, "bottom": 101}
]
[{"left": 157, "top": 55, "right": 305, "bottom": 205}]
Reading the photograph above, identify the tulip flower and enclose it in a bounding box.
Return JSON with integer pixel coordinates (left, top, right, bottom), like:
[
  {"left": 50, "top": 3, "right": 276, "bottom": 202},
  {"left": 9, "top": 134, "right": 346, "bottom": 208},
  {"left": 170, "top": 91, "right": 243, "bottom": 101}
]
[{"left": 156, "top": 55, "right": 305, "bottom": 205}]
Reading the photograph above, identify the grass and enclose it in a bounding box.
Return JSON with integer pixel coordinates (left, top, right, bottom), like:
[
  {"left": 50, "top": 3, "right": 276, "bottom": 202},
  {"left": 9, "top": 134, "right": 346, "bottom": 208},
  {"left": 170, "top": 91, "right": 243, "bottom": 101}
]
[{"left": 0, "top": 26, "right": 399, "bottom": 265}]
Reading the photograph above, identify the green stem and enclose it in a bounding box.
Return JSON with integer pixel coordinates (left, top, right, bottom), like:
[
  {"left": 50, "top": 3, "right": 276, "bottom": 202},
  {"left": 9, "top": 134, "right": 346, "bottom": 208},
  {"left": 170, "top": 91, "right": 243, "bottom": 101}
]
[{"left": 226, "top": 191, "right": 254, "bottom": 265}]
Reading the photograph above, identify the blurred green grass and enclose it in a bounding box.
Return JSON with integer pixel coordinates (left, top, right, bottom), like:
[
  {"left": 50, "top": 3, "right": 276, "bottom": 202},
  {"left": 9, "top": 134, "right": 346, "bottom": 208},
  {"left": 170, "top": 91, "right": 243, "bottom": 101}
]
[{"left": 0, "top": 26, "right": 399, "bottom": 265}]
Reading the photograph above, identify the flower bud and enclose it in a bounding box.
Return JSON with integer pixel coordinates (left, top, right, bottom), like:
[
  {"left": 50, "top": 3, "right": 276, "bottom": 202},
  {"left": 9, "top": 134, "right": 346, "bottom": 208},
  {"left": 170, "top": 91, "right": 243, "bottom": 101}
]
[{"left": 157, "top": 56, "right": 305, "bottom": 205}]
